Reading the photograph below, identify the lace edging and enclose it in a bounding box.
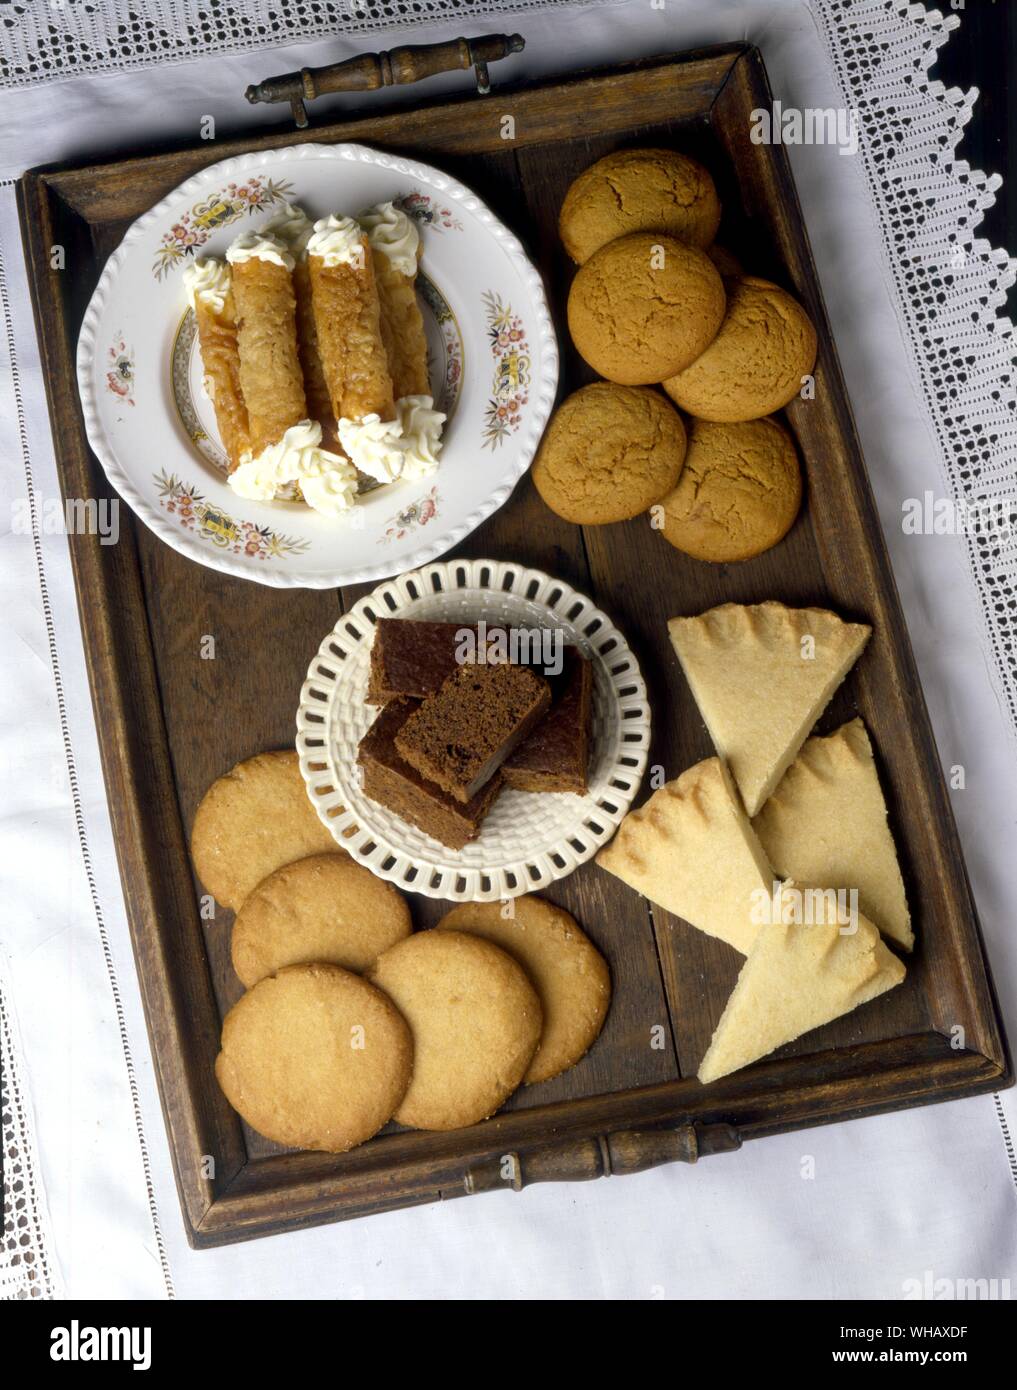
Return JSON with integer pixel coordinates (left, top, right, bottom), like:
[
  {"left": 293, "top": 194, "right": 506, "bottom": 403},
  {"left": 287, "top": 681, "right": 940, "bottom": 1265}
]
[
  {"left": 1, "top": 969, "right": 60, "bottom": 1300},
  {"left": 814, "top": 0, "right": 1017, "bottom": 737}
]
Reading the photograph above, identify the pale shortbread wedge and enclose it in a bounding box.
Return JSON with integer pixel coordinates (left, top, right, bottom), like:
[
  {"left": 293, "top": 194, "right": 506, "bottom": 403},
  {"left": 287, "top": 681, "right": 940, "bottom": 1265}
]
[
  {"left": 668, "top": 602, "right": 871, "bottom": 816},
  {"left": 596, "top": 757, "right": 774, "bottom": 955},
  {"left": 698, "top": 879, "right": 905, "bottom": 1083},
  {"left": 754, "top": 717, "right": 913, "bottom": 951}
]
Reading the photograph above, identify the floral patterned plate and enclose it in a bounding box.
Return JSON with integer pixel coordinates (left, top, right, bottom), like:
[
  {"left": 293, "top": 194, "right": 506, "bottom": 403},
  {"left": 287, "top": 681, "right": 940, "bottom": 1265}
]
[{"left": 77, "top": 143, "right": 559, "bottom": 588}]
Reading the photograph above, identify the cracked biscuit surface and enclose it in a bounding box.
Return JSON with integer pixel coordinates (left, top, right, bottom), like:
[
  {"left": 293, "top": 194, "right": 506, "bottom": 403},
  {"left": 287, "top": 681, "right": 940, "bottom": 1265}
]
[
  {"left": 559, "top": 147, "right": 722, "bottom": 264},
  {"left": 567, "top": 233, "right": 726, "bottom": 385},
  {"left": 533, "top": 382, "right": 687, "bottom": 524},
  {"left": 658, "top": 416, "right": 802, "bottom": 562},
  {"left": 663, "top": 275, "right": 818, "bottom": 421}
]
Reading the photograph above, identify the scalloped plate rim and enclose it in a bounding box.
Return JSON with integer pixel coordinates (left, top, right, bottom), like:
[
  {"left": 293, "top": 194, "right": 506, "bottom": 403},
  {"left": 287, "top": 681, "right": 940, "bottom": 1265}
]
[
  {"left": 76, "top": 141, "right": 559, "bottom": 590},
  {"left": 294, "top": 558, "right": 652, "bottom": 903}
]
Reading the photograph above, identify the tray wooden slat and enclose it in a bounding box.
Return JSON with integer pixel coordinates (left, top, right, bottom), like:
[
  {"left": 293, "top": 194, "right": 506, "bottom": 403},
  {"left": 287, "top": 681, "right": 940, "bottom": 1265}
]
[{"left": 17, "top": 44, "right": 1009, "bottom": 1247}]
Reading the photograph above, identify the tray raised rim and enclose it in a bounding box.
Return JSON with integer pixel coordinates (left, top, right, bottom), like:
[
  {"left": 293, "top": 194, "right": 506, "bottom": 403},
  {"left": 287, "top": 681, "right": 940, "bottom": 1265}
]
[{"left": 16, "top": 41, "right": 1011, "bottom": 1249}]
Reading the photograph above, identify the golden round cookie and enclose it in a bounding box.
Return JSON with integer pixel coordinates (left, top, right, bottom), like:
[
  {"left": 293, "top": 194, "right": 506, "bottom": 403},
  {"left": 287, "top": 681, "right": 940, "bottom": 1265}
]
[
  {"left": 662, "top": 276, "right": 818, "bottom": 421},
  {"left": 215, "top": 963, "right": 412, "bottom": 1152},
  {"left": 191, "top": 750, "right": 338, "bottom": 911},
  {"left": 656, "top": 416, "right": 802, "bottom": 563},
  {"left": 559, "top": 148, "right": 721, "bottom": 264},
  {"left": 369, "top": 931, "right": 542, "bottom": 1130},
  {"left": 437, "top": 896, "right": 611, "bottom": 1085},
  {"left": 532, "top": 383, "right": 686, "bottom": 524},
  {"left": 567, "top": 233, "right": 726, "bottom": 385},
  {"left": 230, "top": 852, "right": 412, "bottom": 987}
]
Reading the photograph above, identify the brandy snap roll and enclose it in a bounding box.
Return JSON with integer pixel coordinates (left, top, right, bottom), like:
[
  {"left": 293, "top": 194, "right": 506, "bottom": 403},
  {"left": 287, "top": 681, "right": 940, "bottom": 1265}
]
[
  {"left": 222, "top": 228, "right": 357, "bottom": 516},
  {"left": 306, "top": 214, "right": 396, "bottom": 426},
  {"left": 359, "top": 202, "right": 430, "bottom": 400},
  {"left": 226, "top": 230, "right": 307, "bottom": 456},
  {"left": 308, "top": 214, "right": 445, "bottom": 486},
  {"left": 260, "top": 202, "right": 338, "bottom": 451},
  {"left": 182, "top": 258, "right": 251, "bottom": 471}
]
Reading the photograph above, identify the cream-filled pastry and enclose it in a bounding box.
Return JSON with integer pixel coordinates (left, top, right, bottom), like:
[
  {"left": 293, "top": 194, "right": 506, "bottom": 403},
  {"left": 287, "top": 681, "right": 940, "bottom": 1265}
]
[
  {"left": 307, "top": 214, "right": 395, "bottom": 425},
  {"left": 262, "top": 204, "right": 337, "bottom": 449},
  {"left": 360, "top": 202, "right": 430, "bottom": 400},
  {"left": 182, "top": 257, "right": 251, "bottom": 471},
  {"left": 226, "top": 231, "right": 306, "bottom": 456}
]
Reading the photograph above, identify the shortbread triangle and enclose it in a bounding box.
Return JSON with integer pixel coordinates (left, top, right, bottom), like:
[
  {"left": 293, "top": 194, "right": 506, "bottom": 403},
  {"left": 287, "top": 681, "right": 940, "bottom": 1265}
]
[
  {"left": 754, "top": 717, "right": 913, "bottom": 950},
  {"left": 698, "top": 880, "right": 906, "bottom": 1083},
  {"left": 668, "top": 602, "right": 871, "bottom": 816},
  {"left": 596, "top": 757, "right": 773, "bottom": 955}
]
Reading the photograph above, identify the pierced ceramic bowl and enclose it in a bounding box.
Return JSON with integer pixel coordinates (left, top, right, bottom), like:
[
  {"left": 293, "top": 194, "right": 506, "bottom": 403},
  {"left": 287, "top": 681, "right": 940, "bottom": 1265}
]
[{"left": 295, "top": 558, "right": 651, "bottom": 901}]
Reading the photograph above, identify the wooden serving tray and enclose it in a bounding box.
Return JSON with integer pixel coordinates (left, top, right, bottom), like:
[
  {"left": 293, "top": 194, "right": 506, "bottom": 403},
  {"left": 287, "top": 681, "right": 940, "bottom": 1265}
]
[{"left": 19, "top": 43, "right": 1010, "bottom": 1248}]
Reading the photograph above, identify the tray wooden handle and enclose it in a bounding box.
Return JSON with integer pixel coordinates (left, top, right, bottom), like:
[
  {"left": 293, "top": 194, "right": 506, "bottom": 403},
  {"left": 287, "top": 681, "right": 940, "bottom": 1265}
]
[
  {"left": 463, "top": 1121, "right": 741, "bottom": 1194},
  {"left": 245, "top": 33, "right": 525, "bottom": 128}
]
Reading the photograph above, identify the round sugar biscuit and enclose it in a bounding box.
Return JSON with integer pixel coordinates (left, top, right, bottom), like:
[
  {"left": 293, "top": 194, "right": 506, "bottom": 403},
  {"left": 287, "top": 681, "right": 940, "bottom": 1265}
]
[
  {"left": 231, "top": 852, "right": 412, "bottom": 987},
  {"left": 567, "top": 233, "right": 726, "bottom": 385},
  {"left": 532, "top": 382, "right": 686, "bottom": 524},
  {"left": 559, "top": 148, "right": 721, "bottom": 264},
  {"left": 191, "top": 750, "right": 337, "bottom": 911},
  {"left": 369, "top": 930, "right": 542, "bottom": 1130},
  {"left": 437, "top": 896, "right": 611, "bottom": 1084},
  {"left": 662, "top": 276, "right": 818, "bottom": 421},
  {"left": 656, "top": 416, "right": 802, "bottom": 562},
  {"left": 215, "top": 963, "right": 413, "bottom": 1152}
]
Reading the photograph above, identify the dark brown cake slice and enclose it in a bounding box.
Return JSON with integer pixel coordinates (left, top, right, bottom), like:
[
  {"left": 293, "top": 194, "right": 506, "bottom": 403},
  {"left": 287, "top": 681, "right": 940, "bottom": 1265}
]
[
  {"left": 394, "top": 663, "right": 551, "bottom": 803},
  {"left": 357, "top": 698, "right": 503, "bottom": 851},
  {"left": 503, "top": 650, "right": 593, "bottom": 794},
  {"left": 367, "top": 619, "right": 510, "bottom": 704}
]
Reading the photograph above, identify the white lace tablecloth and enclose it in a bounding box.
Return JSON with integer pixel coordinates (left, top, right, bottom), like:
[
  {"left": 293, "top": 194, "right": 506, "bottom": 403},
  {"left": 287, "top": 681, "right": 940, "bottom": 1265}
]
[{"left": 1, "top": 0, "right": 1015, "bottom": 1300}]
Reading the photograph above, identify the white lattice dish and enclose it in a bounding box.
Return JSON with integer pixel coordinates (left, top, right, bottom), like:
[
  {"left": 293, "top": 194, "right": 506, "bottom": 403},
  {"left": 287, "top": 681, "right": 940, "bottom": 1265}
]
[
  {"left": 76, "top": 142, "right": 558, "bottom": 589},
  {"left": 295, "top": 559, "right": 651, "bottom": 901}
]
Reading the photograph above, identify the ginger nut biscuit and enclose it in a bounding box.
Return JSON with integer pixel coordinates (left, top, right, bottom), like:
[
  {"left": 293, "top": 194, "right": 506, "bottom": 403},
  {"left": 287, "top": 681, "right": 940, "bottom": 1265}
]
[
  {"left": 657, "top": 416, "right": 802, "bottom": 562},
  {"left": 559, "top": 148, "right": 721, "bottom": 264},
  {"left": 533, "top": 382, "right": 686, "bottom": 524},
  {"left": 567, "top": 233, "right": 726, "bottom": 385},
  {"left": 663, "top": 276, "right": 817, "bottom": 421}
]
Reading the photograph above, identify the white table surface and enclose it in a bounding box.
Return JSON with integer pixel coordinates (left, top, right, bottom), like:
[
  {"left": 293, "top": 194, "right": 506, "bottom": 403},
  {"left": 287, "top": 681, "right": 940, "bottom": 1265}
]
[{"left": 1, "top": 0, "right": 1015, "bottom": 1300}]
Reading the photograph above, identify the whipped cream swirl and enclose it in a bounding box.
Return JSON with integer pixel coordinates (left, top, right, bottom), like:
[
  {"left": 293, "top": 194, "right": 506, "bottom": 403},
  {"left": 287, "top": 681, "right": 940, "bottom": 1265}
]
[
  {"left": 225, "top": 230, "right": 295, "bottom": 271},
  {"left": 306, "top": 214, "right": 365, "bottom": 269},
  {"left": 358, "top": 202, "right": 420, "bottom": 278},
  {"left": 182, "top": 257, "right": 231, "bottom": 314},
  {"left": 260, "top": 201, "right": 313, "bottom": 256},
  {"left": 338, "top": 395, "right": 445, "bottom": 484},
  {"left": 229, "top": 420, "right": 357, "bottom": 516}
]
